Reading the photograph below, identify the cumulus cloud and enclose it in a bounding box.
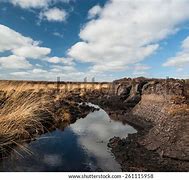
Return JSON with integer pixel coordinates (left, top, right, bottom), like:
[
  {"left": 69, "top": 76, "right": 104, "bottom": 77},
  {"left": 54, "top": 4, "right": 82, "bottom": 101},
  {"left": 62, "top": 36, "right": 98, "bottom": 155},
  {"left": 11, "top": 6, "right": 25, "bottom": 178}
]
[
  {"left": 0, "top": 24, "right": 81, "bottom": 81},
  {"left": 0, "top": 55, "right": 32, "bottom": 69},
  {"left": 47, "top": 56, "right": 74, "bottom": 65},
  {"left": 0, "top": 24, "right": 51, "bottom": 60},
  {"left": 6, "top": 0, "right": 71, "bottom": 9},
  {"left": 163, "top": 36, "right": 189, "bottom": 67},
  {"left": 68, "top": 0, "right": 189, "bottom": 73},
  {"left": 13, "top": 46, "right": 51, "bottom": 59},
  {"left": 2, "top": 1, "right": 69, "bottom": 23},
  {"left": 88, "top": 5, "right": 102, "bottom": 19},
  {"left": 10, "top": 0, "right": 50, "bottom": 9},
  {"left": 90, "top": 62, "right": 128, "bottom": 73},
  {"left": 0, "top": 24, "right": 33, "bottom": 52},
  {"left": 40, "top": 8, "right": 67, "bottom": 22},
  {"left": 50, "top": 64, "right": 76, "bottom": 72}
]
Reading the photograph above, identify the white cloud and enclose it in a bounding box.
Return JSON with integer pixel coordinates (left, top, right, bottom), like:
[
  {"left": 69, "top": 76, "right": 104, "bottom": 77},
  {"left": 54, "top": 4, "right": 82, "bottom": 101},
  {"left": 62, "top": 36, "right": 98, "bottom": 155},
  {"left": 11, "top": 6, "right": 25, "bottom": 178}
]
[
  {"left": 132, "top": 64, "right": 151, "bottom": 76},
  {"left": 47, "top": 56, "right": 74, "bottom": 65},
  {"left": 11, "top": 71, "right": 30, "bottom": 76},
  {"left": 88, "top": 5, "right": 102, "bottom": 19},
  {"left": 0, "top": 55, "right": 32, "bottom": 69},
  {"left": 6, "top": 0, "right": 71, "bottom": 9},
  {"left": 68, "top": 0, "right": 189, "bottom": 73},
  {"left": 0, "top": 24, "right": 33, "bottom": 52},
  {"left": 132, "top": 63, "right": 151, "bottom": 71},
  {"left": 2, "top": 1, "right": 70, "bottom": 24},
  {"left": 32, "top": 68, "right": 48, "bottom": 74},
  {"left": 40, "top": 8, "right": 67, "bottom": 22},
  {"left": 0, "top": 24, "right": 81, "bottom": 80},
  {"left": 163, "top": 36, "right": 189, "bottom": 67},
  {"left": 163, "top": 53, "right": 189, "bottom": 67},
  {"left": 8, "top": 67, "right": 85, "bottom": 81},
  {"left": 90, "top": 61, "right": 128, "bottom": 73},
  {"left": 13, "top": 46, "right": 51, "bottom": 59},
  {"left": 182, "top": 36, "right": 189, "bottom": 49},
  {"left": 0, "top": 24, "right": 51, "bottom": 60},
  {"left": 10, "top": 0, "right": 50, "bottom": 9},
  {"left": 50, "top": 65, "right": 76, "bottom": 72},
  {"left": 53, "top": 32, "right": 64, "bottom": 38},
  {"left": 60, "top": 65, "right": 76, "bottom": 71}
]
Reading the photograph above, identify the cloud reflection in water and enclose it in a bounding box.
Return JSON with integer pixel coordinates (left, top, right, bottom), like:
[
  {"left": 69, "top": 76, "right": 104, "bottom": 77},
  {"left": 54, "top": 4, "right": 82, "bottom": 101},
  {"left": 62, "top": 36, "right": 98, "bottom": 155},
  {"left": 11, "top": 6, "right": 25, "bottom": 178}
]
[{"left": 70, "top": 107, "right": 137, "bottom": 171}]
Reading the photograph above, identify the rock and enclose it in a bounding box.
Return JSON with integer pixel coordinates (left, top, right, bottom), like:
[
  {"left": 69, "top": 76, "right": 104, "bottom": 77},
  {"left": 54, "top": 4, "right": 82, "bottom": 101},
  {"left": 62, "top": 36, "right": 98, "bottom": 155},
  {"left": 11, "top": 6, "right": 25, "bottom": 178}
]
[
  {"left": 108, "top": 137, "right": 123, "bottom": 148},
  {"left": 124, "top": 94, "right": 141, "bottom": 105}
]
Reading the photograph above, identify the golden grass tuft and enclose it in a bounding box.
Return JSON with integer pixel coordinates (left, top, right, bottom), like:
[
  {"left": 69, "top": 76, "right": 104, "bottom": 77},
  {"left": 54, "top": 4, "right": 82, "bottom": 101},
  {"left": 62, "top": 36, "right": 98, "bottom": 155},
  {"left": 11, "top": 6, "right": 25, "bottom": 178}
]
[{"left": 0, "top": 87, "right": 57, "bottom": 153}]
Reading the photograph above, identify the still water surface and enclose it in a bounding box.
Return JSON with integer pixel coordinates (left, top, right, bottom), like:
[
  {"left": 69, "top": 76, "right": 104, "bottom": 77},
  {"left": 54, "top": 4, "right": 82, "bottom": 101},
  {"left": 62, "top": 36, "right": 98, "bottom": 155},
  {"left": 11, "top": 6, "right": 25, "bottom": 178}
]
[{"left": 0, "top": 105, "right": 136, "bottom": 172}]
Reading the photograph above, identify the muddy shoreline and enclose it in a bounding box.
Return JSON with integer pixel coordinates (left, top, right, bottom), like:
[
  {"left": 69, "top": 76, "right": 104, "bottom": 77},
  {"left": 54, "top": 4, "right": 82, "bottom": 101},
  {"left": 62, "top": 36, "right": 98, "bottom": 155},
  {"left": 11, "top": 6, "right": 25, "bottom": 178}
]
[
  {"left": 106, "top": 110, "right": 189, "bottom": 172},
  {"left": 83, "top": 78, "right": 189, "bottom": 172}
]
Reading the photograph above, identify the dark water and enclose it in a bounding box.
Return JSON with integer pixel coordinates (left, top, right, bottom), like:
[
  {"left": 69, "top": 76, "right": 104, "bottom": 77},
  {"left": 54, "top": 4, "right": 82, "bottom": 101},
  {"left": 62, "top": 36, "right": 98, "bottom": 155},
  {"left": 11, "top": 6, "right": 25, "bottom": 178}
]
[{"left": 0, "top": 104, "right": 137, "bottom": 172}]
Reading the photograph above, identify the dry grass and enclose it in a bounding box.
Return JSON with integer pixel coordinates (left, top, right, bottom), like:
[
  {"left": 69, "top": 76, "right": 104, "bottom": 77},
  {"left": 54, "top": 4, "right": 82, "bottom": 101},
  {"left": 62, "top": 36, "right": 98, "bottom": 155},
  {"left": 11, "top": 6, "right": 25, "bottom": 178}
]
[
  {"left": 0, "top": 85, "right": 58, "bottom": 154},
  {"left": 0, "top": 80, "right": 98, "bottom": 155}
]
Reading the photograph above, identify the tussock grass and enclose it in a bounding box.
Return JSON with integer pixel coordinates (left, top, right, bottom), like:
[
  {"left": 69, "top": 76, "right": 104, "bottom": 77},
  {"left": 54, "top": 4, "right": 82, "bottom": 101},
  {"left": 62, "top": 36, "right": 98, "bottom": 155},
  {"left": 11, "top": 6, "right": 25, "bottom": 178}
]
[
  {"left": 0, "top": 80, "right": 94, "bottom": 155},
  {"left": 0, "top": 86, "right": 58, "bottom": 154}
]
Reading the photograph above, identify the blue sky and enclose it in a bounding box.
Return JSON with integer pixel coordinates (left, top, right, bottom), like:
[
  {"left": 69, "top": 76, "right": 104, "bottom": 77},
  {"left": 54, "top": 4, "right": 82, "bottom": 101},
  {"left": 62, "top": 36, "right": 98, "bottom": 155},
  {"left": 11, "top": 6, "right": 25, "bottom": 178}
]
[{"left": 0, "top": 0, "right": 189, "bottom": 81}]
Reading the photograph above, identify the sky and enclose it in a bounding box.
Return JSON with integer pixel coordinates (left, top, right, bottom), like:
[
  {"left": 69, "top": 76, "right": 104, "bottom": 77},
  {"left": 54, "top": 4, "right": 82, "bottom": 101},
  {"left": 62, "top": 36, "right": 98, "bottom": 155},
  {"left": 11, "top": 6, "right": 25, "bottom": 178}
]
[{"left": 0, "top": 0, "right": 189, "bottom": 82}]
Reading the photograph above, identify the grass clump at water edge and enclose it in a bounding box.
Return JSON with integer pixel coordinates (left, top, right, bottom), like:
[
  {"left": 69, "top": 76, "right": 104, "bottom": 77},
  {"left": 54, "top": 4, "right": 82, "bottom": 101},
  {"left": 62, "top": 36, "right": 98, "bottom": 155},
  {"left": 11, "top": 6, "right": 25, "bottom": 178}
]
[{"left": 0, "top": 88, "right": 57, "bottom": 155}]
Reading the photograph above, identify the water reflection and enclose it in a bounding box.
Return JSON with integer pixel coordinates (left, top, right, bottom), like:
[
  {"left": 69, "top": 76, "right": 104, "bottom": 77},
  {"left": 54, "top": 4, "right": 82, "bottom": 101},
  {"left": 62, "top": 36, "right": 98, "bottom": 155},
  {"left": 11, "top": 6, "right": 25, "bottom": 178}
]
[
  {"left": 70, "top": 106, "right": 137, "bottom": 171},
  {"left": 0, "top": 105, "right": 136, "bottom": 172}
]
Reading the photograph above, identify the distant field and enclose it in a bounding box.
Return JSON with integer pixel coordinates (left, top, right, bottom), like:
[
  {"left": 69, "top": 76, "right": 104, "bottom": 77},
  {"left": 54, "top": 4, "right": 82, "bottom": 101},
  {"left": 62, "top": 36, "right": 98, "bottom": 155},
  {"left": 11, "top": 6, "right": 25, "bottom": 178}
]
[{"left": 0, "top": 80, "right": 111, "bottom": 92}]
